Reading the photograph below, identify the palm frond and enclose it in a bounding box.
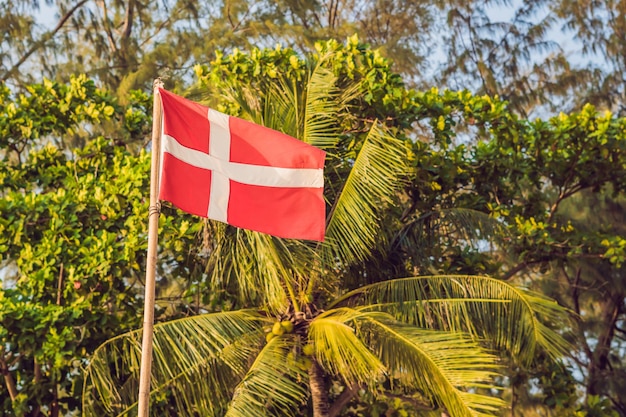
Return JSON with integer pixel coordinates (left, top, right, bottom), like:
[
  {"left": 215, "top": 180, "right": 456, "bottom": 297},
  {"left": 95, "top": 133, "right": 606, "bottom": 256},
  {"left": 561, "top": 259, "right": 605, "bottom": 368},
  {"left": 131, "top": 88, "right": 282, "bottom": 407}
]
[
  {"left": 205, "top": 222, "right": 316, "bottom": 311},
  {"left": 390, "top": 207, "right": 508, "bottom": 270},
  {"left": 358, "top": 314, "right": 504, "bottom": 417},
  {"left": 82, "top": 310, "right": 265, "bottom": 417},
  {"left": 324, "top": 122, "right": 408, "bottom": 266},
  {"left": 308, "top": 308, "right": 386, "bottom": 386},
  {"left": 393, "top": 208, "right": 508, "bottom": 258},
  {"left": 262, "top": 76, "right": 301, "bottom": 138},
  {"left": 225, "top": 334, "right": 309, "bottom": 417},
  {"left": 232, "top": 49, "right": 355, "bottom": 151},
  {"left": 302, "top": 53, "right": 360, "bottom": 149},
  {"left": 330, "top": 275, "right": 572, "bottom": 364},
  {"left": 438, "top": 208, "right": 508, "bottom": 242}
]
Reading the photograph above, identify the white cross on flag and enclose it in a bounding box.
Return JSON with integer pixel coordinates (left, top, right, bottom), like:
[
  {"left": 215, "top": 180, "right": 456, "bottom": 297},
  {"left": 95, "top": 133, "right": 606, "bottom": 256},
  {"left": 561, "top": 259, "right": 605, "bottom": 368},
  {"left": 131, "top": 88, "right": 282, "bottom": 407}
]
[{"left": 158, "top": 88, "right": 326, "bottom": 241}]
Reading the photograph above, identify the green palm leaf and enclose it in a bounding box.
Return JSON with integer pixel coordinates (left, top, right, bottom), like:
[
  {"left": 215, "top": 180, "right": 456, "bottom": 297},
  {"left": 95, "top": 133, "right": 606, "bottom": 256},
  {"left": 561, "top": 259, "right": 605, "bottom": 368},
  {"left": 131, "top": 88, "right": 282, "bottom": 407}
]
[
  {"left": 308, "top": 308, "right": 386, "bottom": 386},
  {"left": 301, "top": 55, "right": 360, "bottom": 149},
  {"left": 331, "top": 275, "right": 572, "bottom": 364},
  {"left": 204, "top": 222, "right": 316, "bottom": 311},
  {"left": 82, "top": 310, "right": 265, "bottom": 417},
  {"left": 225, "top": 334, "right": 309, "bottom": 417},
  {"left": 324, "top": 122, "right": 408, "bottom": 266},
  {"left": 436, "top": 208, "right": 508, "bottom": 243},
  {"left": 233, "top": 49, "right": 355, "bottom": 151},
  {"left": 358, "top": 314, "right": 505, "bottom": 417},
  {"left": 393, "top": 208, "right": 509, "bottom": 260},
  {"left": 261, "top": 76, "right": 301, "bottom": 138}
]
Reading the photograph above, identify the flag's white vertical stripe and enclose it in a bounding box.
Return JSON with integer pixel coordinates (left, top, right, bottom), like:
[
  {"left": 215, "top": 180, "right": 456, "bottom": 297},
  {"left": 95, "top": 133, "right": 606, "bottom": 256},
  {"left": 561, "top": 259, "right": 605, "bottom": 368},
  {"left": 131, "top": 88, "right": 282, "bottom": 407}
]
[{"left": 207, "top": 109, "right": 231, "bottom": 222}]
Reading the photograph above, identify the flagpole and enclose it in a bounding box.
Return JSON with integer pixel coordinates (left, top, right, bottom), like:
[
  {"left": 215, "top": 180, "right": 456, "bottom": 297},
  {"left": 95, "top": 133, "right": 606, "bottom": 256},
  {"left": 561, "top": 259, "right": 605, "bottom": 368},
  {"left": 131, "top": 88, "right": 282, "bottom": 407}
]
[{"left": 137, "top": 78, "right": 164, "bottom": 417}]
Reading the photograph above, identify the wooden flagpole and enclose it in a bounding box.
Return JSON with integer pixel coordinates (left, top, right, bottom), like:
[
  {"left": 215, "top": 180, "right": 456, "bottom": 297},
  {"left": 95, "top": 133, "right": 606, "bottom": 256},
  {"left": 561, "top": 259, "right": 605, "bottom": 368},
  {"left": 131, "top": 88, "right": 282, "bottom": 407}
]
[{"left": 137, "top": 78, "right": 164, "bottom": 417}]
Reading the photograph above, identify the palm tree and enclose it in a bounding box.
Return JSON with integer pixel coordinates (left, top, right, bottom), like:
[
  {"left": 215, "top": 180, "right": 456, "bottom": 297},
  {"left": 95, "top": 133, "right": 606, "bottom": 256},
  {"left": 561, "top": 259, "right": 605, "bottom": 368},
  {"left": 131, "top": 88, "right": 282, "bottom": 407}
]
[{"left": 82, "top": 49, "right": 570, "bottom": 417}]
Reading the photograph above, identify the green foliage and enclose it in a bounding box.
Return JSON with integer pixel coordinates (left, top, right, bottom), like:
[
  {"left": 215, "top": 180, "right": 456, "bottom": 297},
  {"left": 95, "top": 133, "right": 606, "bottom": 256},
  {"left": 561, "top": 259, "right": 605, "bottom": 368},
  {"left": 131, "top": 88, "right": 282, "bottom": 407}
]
[
  {"left": 87, "top": 276, "right": 566, "bottom": 416},
  {"left": 3, "top": 37, "right": 626, "bottom": 416},
  {"left": 84, "top": 310, "right": 266, "bottom": 416},
  {"left": 0, "top": 76, "right": 205, "bottom": 415},
  {"left": 580, "top": 395, "right": 620, "bottom": 417},
  {"left": 195, "top": 36, "right": 417, "bottom": 131},
  {"left": 3, "top": 0, "right": 626, "bottom": 120},
  {"left": 0, "top": 137, "right": 150, "bottom": 415},
  {"left": 82, "top": 41, "right": 583, "bottom": 417},
  {"left": 0, "top": 75, "right": 116, "bottom": 158}
]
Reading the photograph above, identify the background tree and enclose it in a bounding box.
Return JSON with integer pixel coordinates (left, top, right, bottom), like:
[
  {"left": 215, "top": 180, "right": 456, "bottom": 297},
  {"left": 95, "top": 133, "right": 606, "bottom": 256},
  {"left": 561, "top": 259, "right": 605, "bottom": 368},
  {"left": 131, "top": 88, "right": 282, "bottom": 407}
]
[
  {"left": 550, "top": 0, "right": 626, "bottom": 114},
  {"left": 3, "top": 0, "right": 626, "bottom": 118},
  {"left": 0, "top": 0, "right": 434, "bottom": 95},
  {"left": 394, "top": 90, "right": 626, "bottom": 414},
  {"left": 0, "top": 76, "right": 206, "bottom": 416}
]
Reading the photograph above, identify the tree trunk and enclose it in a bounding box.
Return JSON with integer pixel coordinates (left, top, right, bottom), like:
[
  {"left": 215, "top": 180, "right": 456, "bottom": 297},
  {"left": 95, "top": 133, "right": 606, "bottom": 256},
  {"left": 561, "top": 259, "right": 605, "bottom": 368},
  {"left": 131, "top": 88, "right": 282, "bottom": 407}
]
[
  {"left": 309, "top": 360, "right": 330, "bottom": 417},
  {"left": 586, "top": 292, "right": 622, "bottom": 397},
  {"left": 328, "top": 384, "right": 359, "bottom": 417},
  {"left": 0, "top": 354, "right": 17, "bottom": 401},
  {"left": 50, "top": 370, "right": 59, "bottom": 417}
]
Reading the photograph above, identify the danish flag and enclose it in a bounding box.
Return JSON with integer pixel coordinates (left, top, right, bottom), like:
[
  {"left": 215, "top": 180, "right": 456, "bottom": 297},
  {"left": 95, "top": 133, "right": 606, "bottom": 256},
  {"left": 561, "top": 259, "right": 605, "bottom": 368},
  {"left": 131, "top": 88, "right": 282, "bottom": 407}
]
[{"left": 158, "top": 88, "right": 326, "bottom": 241}]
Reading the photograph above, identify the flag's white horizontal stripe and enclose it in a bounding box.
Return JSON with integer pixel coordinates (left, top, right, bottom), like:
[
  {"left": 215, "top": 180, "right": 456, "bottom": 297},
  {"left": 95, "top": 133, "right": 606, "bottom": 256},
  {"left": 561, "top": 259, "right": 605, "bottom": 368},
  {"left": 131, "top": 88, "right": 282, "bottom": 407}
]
[{"left": 162, "top": 134, "right": 324, "bottom": 188}]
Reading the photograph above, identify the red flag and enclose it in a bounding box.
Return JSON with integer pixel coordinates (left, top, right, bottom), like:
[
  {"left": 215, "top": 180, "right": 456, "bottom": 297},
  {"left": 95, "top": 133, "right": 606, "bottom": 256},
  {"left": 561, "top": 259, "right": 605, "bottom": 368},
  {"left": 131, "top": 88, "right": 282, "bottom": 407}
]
[{"left": 157, "top": 88, "right": 326, "bottom": 241}]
